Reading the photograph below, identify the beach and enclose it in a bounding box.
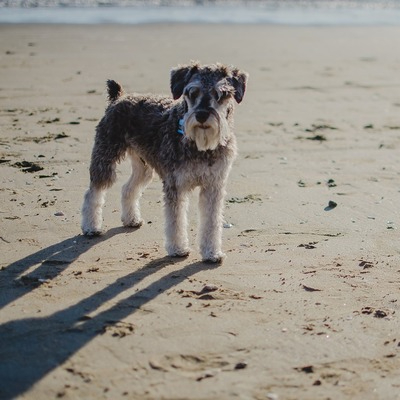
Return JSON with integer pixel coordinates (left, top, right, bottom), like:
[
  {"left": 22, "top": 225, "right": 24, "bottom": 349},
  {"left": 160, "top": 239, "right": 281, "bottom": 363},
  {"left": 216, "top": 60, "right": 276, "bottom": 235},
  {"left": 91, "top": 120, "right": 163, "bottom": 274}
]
[{"left": 1, "top": 22, "right": 400, "bottom": 399}]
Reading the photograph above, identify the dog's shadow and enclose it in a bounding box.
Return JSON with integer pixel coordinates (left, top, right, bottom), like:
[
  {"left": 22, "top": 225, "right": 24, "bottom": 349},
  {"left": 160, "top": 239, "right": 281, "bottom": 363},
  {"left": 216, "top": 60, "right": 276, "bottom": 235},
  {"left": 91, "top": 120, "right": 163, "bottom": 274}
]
[
  {"left": 0, "top": 229, "right": 218, "bottom": 399},
  {"left": 0, "top": 226, "right": 131, "bottom": 309}
]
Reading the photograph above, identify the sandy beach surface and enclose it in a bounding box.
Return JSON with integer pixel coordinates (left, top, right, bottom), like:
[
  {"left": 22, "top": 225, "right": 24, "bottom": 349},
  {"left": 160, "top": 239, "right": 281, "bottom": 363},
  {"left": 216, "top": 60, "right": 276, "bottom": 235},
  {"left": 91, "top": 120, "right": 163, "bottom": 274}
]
[{"left": 1, "top": 23, "right": 400, "bottom": 399}]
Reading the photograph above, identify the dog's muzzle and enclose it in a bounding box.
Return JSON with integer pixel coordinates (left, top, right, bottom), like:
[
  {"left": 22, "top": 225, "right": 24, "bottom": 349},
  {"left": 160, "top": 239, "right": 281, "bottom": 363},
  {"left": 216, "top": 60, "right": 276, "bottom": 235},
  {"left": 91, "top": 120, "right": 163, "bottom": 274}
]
[{"left": 184, "top": 107, "right": 226, "bottom": 151}]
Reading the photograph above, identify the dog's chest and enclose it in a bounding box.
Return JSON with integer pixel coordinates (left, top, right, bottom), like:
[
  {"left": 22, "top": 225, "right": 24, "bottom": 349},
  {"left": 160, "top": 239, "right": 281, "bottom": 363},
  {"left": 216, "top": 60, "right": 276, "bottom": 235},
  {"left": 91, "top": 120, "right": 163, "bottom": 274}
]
[{"left": 171, "top": 150, "right": 232, "bottom": 188}]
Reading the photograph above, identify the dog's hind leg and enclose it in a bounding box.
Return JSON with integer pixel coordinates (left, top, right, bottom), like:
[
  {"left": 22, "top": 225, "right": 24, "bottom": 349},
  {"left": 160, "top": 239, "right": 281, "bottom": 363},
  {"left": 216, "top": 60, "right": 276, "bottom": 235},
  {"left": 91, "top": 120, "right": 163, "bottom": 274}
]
[
  {"left": 81, "top": 130, "right": 126, "bottom": 236},
  {"left": 121, "top": 150, "right": 154, "bottom": 228},
  {"left": 82, "top": 184, "right": 107, "bottom": 236}
]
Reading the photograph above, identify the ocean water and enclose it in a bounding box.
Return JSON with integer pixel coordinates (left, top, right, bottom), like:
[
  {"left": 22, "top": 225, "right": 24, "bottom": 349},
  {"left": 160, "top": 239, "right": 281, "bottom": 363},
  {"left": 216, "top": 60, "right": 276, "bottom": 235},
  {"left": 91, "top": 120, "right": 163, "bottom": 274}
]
[{"left": 2, "top": 1, "right": 400, "bottom": 25}]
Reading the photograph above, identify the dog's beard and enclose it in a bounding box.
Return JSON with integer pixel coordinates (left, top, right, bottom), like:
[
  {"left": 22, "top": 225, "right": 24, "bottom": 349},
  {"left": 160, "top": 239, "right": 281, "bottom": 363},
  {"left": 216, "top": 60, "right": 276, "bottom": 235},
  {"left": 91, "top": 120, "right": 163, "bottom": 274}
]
[{"left": 184, "top": 111, "right": 230, "bottom": 151}]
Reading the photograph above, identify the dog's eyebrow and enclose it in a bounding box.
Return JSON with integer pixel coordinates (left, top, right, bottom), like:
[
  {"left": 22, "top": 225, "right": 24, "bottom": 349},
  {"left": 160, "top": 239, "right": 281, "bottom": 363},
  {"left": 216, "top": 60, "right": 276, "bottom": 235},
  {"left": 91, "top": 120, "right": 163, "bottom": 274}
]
[
  {"left": 216, "top": 79, "right": 235, "bottom": 94},
  {"left": 184, "top": 82, "right": 202, "bottom": 93}
]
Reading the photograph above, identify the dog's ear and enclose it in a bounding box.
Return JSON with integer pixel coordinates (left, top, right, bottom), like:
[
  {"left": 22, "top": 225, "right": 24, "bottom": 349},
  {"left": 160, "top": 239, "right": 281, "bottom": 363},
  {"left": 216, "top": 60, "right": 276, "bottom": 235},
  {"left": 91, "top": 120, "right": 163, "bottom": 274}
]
[
  {"left": 230, "top": 68, "right": 248, "bottom": 104},
  {"left": 170, "top": 64, "right": 199, "bottom": 100}
]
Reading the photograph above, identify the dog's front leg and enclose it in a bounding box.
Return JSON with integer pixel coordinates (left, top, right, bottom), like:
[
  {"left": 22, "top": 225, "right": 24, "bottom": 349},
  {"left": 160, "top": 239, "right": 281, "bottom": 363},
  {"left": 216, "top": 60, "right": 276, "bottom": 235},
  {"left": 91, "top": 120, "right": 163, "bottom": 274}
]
[
  {"left": 163, "top": 182, "right": 190, "bottom": 257},
  {"left": 198, "top": 185, "right": 226, "bottom": 263}
]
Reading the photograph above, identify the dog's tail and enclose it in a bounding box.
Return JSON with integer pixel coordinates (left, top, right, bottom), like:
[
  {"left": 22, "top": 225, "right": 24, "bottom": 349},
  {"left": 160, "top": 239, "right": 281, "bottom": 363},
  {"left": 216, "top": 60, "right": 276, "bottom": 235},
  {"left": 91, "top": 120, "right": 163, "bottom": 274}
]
[{"left": 106, "top": 79, "right": 124, "bottom": 103}]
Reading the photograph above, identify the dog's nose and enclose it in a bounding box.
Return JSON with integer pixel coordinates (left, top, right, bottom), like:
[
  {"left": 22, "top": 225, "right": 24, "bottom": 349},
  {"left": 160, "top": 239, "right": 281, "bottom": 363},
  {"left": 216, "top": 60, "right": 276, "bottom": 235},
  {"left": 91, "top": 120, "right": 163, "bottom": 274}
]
[{"left": 195, "top": 110, "right": 210, "bottom": 124}]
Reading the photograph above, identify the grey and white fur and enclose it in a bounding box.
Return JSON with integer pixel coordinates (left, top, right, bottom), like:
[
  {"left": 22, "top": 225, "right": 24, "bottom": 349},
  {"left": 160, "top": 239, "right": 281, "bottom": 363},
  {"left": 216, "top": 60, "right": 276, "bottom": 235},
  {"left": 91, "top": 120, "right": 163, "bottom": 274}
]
[{"left": 81, "top": 62, "right": 248, "bottom": 263}]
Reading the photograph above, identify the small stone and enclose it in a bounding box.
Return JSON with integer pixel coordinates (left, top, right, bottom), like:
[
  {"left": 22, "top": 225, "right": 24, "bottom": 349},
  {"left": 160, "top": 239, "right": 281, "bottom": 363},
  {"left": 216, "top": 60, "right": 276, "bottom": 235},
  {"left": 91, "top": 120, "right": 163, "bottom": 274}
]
[
  {"left": 234, "top": 362, "right": 248, "bottom": 370},
  {"left": 374, "top": 310, "right": 388, "bottom": 318},
  {"left": 201, "top": 284, "right": 218, "bottom": 293},
  {"left": 328, "top": 201, "right": 337, "bottom": 209},
  {"left": 327, "top": 179, "right": 337, "bottom": 187},
  {"left": 300, "top": 365, "right": 314, "bottom": 373},
  {"left": 297, "top": 180, "right": 306, "bottom": 187}
]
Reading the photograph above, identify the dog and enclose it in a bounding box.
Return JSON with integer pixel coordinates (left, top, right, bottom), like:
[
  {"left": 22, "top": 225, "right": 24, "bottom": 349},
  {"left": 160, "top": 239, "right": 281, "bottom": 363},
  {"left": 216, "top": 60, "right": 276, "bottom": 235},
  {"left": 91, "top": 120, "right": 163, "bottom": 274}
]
[{"left": 81, "top": 62, "right": 248, "bottom": 263}]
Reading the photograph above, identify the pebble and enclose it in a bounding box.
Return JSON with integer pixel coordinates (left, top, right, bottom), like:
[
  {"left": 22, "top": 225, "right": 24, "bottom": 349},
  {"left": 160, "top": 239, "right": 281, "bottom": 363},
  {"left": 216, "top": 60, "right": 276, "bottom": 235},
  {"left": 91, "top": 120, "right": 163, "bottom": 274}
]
[
  {"left": 387, "top": 221, "right": 395, "bottom": 230},
  {"left": 328, "top": 200, "right": 337, "bottom": 209},
  {"left": 202, "top": 284, "right": 218, "bottom": 293},
  {"left": 234, "top": 362, "right": 248, "bottom": 370}
]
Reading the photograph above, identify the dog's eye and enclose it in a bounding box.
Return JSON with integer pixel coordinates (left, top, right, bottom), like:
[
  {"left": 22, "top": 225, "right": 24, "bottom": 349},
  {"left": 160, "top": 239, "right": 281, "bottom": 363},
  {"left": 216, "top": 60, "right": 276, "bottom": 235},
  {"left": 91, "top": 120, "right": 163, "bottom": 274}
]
[
  {"left": 210, "top": 89, "right": 218, "bottom": 100},
  {"left": 186, "top": 87, "right": 200, "bottom": 102},
  {"left": 215, "top": 90, "right": 230, "bottom": 103}
]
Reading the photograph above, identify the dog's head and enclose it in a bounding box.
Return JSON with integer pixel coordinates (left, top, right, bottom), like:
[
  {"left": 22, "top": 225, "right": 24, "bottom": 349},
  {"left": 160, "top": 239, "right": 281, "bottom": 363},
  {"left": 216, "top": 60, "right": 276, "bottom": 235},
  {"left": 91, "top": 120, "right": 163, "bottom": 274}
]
[{"left": 170, "top": 62, "right": 248, "bottom": 151}]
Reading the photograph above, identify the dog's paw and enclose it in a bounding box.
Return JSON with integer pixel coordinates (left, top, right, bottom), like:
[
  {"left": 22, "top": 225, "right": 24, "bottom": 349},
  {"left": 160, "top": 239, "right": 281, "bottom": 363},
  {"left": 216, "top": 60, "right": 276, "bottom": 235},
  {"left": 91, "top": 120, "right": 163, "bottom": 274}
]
[
  {"left": 167, "top": 247, "right": 191, "bottom": 258},
  {"left": 82, "top": 228, "right": 103, "bottom": 237},
  {"left": 122, "top": 218, "right": 144, "bottom": 228},
  {"left": 202, "top": 252, "right": 226, "bottom": 264}
]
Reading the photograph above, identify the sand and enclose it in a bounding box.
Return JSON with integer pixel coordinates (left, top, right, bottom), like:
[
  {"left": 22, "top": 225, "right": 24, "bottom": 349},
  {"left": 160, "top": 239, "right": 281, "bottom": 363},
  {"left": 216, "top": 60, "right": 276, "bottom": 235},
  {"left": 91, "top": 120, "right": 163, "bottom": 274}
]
[{"left": 0, "top": 23, "right": 400, "bottom": 400}]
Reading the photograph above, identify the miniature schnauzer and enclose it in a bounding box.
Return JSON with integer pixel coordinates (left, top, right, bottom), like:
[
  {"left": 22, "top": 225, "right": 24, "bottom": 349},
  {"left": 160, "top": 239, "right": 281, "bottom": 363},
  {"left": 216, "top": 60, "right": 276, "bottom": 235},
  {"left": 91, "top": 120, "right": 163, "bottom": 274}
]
[{"left": 81, "top": 62, "right": 248, "bottom": 263}]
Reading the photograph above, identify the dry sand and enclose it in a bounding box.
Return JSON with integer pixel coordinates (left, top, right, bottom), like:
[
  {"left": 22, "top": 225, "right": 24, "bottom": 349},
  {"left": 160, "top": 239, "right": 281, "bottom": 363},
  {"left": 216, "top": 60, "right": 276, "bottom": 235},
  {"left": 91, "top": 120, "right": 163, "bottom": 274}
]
[{"left": 1, "top": 23, "right": 400, "bottom": 399}]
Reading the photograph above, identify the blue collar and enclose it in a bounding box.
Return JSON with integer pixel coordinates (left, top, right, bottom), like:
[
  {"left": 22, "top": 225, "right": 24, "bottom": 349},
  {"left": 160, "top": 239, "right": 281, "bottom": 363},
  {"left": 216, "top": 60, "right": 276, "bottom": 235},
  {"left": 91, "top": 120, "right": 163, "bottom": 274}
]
[{"left": 177, "top": 119, "right": 185, "bottom": 135}]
